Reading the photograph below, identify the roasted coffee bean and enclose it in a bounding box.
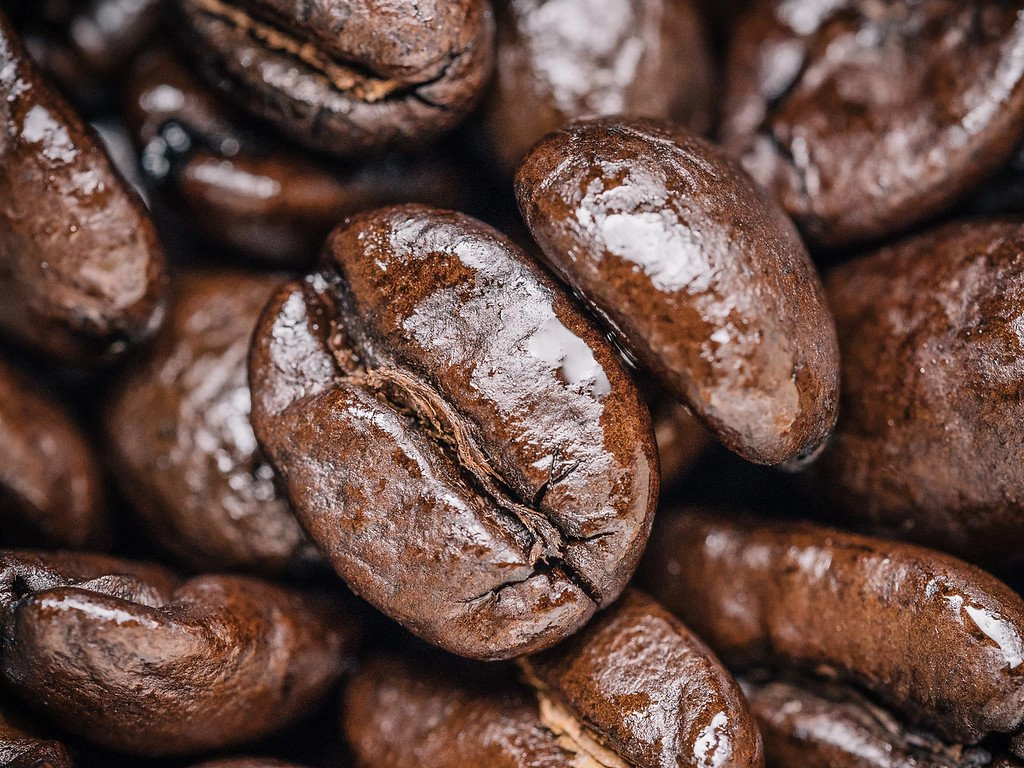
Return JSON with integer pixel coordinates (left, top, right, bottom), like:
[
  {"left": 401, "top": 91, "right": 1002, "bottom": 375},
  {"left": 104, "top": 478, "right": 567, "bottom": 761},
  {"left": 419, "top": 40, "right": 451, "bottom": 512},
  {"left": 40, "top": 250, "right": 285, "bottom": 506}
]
[
  {"left": 722, "top": 1, "right": 1024, "bottom": 248},
  {"left": 485, "top": 0, "right": 713, "bottom": 172},
  {"left": 0, "top": 550, "right": 356, "bottom": 756},
  {"left": 650, "top": 392, "right": 709, "bottom": 488},
  {"left": 345, "top": 590, "right": 762, "bottom": 768},
  {"left": 0, "top": 10, "right": 166, "bottom": 365},
  {"left": 640, "top": 509, "right": 1024, "bottom": 746},
  {"left": 0, "top": 358, "right": 108, "bottom": 550},
  {"left": 516, "top": 118, "right": 839, "bottom": 466},
  {"left": 124, "top": 48, "right": 467, "bottom": 265},
  {"left": 249, "top": 204, "right": 658, "bottom": 660},
  {"left": 105, "top": 271, "right": 321, "bottom": 575},
  {"left": 741, "top": 675, "right": 1004, "bottom": 768},
  {"left": 519, "top": 589, "right": 763, "bottom": 768},
  {"left": 817, "top": 220, "right": 1024, "bottom": 567},
  {"left": 0, "top": 701, "right": 74, "bottom": 768},
  {"left": 178, "top": 0, "right": 495, "bottom": 156}
]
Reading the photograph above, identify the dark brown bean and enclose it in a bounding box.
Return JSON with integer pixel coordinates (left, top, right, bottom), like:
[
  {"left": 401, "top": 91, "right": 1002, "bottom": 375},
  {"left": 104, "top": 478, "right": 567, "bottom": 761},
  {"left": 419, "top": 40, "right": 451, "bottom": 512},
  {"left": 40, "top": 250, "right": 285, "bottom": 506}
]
[
  {"left": 486, "top": 0, "right": 713, "bottom": 172},
  {"left": 640, "top": 509, "right": 1024, "bottom": 746},
  {"left": 178, "top": 0, "right": 495, "bottom": 156},
  {"left": 817, "top": 220, "right": 1024, "bottom": 567},
  {"left": 0, "top": 701, "right": 74, "bottom": 768},
  {"left": 649, "top": 392, "right": 710, "bottom": 488},
  {"left": 105, "top": 271, "right": 321, "bottom": 575},
  {"left": 0, "top": 10, "right": 166, "bottom": 364},
  {"left": 0, "top": 550, "right": 357, "bottom": 756},
  {"left": 249, "top": 204, "right": 658, "bottom": 660},
  {"left": 722, "top": 1, "right": 1024, "bottom": 248},
  {"left": 516, "top": 117, "right": 839, "bottom": 465},
  {"left": 0, "top": 358, "right": 108, "bottom": 550}
]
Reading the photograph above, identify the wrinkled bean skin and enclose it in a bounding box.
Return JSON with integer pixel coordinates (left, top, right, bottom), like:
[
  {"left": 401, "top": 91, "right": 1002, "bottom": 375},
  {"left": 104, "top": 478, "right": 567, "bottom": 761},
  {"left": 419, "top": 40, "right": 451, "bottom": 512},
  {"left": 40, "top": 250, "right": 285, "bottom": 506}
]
[
  {"left": 486, "top": 0, "right": 713, "bottom": 172},
  {"left": 640, "top": 510, "right": 1024, "bottom": 746},
  {"left": 516, "top": 118, "right": 839, "bottom": 466},
  {"left": 0, "top": 551, "right": 356, "bottom": 756},
  {"left": 0, "top": 11, "right": 166, "bottom": 365},
  {"left": 815, "top": 221, "right": 1024, "bottom": 567},
  {"left": 249, "top": 204, "right": 658, "bottom": 660},
  {"left": 722, "top": 1, "right": 1024, "bottom": 248},
  {"left": 178, "top": 0, "right": 495, "bottom": 156},
  {"left": 105, "top": 271, "right": 321, "bottom": 575},
  {"left": 742, "top": 676, "right": 1001, "bottom": 768},
  {"left": 0, "top": 702, "right": 74, "bottom": 768},
  {"left": 124, "top": 48, "right": 466, "bottom": 265},
  {"left": 0, "top": 359, "right": 108, "bottom": 550},
  {"left": 345, "top": 655, "right": 574, "bottom": 767},
  {"left": 521, "top": 589, "right": 764, "bottom": 768}
]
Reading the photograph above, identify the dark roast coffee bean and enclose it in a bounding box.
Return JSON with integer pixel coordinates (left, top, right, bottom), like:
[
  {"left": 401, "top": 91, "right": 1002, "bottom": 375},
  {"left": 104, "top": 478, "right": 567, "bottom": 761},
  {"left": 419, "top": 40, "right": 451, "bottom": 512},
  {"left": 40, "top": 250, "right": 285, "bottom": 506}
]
[
  {"left": 742, "top": 675, "right": 1004, "bottom": 768},
  {"left": 178, "top": 0, "right": 495, "bottom": 156},
  {"left": 640, "top": 509, "right": 1024, "bottom": 746},
  {"left": 722, "top": 1, "right": 1024, "bottom": 248},
  {"left": 485, "top": 0, "right": 713, "bottom": 172},
  {"left": 818, "top": 220, "right": 1024, "bottom": 567},
  {"left": 249, "top": 204, "right": 658, "bottom": 660},
  {"left": 0, "top": 550, "right": 357, "bottom": 756},
  {"left": 516, "top": 118, "right": 839, "bottom": 465},
  {"left": 124, "top": 48, "right": 467, "bottom": 265},
  {"left": 345, "top": 591, "right": 763, "bottom": 768},
  {"left": 0, "top": 10, "right": 166, "bottom": 365},
  {"left": 105, "top": 271, "right": 321, "bottom": 575},
  {"left": 519, "top": 589, "right": 763, "bottom": 768},
  {"left": 650, "top": 392, "right": 709, "bottom": 488},
  {"left": 0, "top": 358, "right": 108, "bottom": 550},
  {"left": 0, "top": 702, "right": 74, "bottom": 768}
]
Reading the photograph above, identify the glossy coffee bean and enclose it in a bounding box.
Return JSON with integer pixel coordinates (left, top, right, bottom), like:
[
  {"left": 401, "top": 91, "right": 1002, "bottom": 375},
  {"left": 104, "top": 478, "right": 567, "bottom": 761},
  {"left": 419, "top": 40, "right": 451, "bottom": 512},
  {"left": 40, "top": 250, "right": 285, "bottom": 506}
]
[
  {"left": 640, "top": 509, "right": 1024, "bottom": 746},
  {"left": 486, "top": 0, "right": 713, "bottom": 172},
  {"left": 0, "top": 10, "right": 166, "bottom": 365},
  {"left": 0, "top": 550, "right": 357, "bottom": 756},
  {"left": 345, "top": 590, "right": 762, "bottom": 768},
  {"left": 0, "top": 358, "right": 108, "bottom": 550},
  {"left": 0, "top": 702, "right": 74, "bottom": 768},
  {"left": 249, "top": 204, "right": 658, "bottom": 660},
  {"left": 818, "top": 220, "right": 1024, "bottom": 567},
  {"left": 517, "top": 118, "right": 839, "bottom": 465},
  {"left": 723, "top": 1, "right": 1024, "bottom": 248},
  {"left": 178, "top": 0, "right": 496, "bottom": 156},
  {"left": 105, "top": 271, "right": 321, "bottom": 575},
  {"left": 124, "top": 48, "right": 467, "bottom": 265},
  {"left": 742, "top": 675, "right": 1007, "bottom": 768},
  {"left": 649, "top": 392, "right": 709, "bottom": 488}
]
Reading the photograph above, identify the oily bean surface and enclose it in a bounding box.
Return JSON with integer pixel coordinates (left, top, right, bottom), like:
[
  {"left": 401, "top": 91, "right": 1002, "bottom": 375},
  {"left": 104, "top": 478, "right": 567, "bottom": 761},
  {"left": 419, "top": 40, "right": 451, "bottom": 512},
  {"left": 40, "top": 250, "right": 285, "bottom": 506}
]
[{"left": 249, "top": 204, "right": 657, "bottom": 660}]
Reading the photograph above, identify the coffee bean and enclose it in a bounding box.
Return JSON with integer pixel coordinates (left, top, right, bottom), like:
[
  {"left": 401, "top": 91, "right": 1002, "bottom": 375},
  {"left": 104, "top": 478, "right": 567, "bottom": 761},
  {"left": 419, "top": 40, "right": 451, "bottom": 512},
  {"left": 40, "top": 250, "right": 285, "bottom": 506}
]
[
  {"left": 249, "top": 204, "right": 658, "bottom": 660},
  {"left": 817, "top": 220, "right": 1024, "bottom": 567},
  {"left": 105, "top": 270, "right": 322, "bottom": 575},
  {"left": 0, "top": 550, "right": 358, "bottom": 756},
  {"left": 178, "top": 0, "right": 495, "bottom": 156},
  {"left": 0, "top": 358, "right": 108, "bottom": 550},
  {"left": 124, "top": 47, "right": 467, "bottom": 265},
  {"left": 0, "top": 701, "right": 74, "bottom": 768},
  {"left": 640, "top": 509, "right": 1024, "bottom": 746},
  {"left": 0, "top": 10, "right": 166, "bottom": 364},
  {"left": 722, "top": 0, "right": 1024, "bottom": 247},
  {"left": 345, "top": 589, "right": 763, "bottom": 768},
  {"left": 485, "top": 0, "right": 713, "bottom": 172},
  {"left": 649, "top": 391, "right": 709, "bottom": 488},
  {"left": 516, "top": 117, "right": 839, "bottom": 465}
]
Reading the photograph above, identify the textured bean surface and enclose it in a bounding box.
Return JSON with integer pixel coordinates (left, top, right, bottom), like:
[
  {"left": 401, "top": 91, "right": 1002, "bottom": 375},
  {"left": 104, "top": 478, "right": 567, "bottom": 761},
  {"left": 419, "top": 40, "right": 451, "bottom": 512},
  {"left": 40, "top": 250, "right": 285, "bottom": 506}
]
[
  {"left": 521, "top": 589, "right": 764, "bottom": 768},
  {"left": 0, "top": 10, "right": 165, "bottom": 364},
  {"left": 486, "top": 0, "right": 713, "bottom": 171},
  {"left": 0, "top": 550, "right": 355, "bottom": 756},
  {"left": 178, "top": 0, "right": 495, "bottom": 155},
  {"left": 0, "top": 359, "right": 107, "bottom": 550},
  {"left": 250, "top": 204, "right": 657, "bottom": 660},
  {"left": 517, "top": 118, "right": 839, "bottom": 465},
  {"left": 640, "top": 510, "right": 1024, "bottom": 745},
  {"left": 819, "top": 220, "right": 1024, "bottom": 566},
  {"left": 105, "top": 271, "right": 320, "bottom": 575},
  {"left": 723, "top": 0, "right": 1024, "bottom": 247}
]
